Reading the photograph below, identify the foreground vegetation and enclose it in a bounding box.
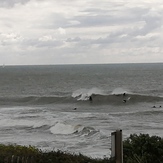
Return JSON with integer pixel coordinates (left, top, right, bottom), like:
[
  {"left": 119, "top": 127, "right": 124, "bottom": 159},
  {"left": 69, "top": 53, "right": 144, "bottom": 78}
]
[
  {"left": 0, "top": 133, "right": 163, "bottom": 163},
  {"left": 0, "top": 144, "right": 109, "bottom": 163},
  {"left": 123, "top": 133, "right": 163, "bottom": 163}
]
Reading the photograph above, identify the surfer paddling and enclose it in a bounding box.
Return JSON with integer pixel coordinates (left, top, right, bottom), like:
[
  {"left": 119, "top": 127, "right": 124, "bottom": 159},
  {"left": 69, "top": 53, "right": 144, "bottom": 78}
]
[{"left": 152, "top": 105, "right": 162, "bottom": 108}]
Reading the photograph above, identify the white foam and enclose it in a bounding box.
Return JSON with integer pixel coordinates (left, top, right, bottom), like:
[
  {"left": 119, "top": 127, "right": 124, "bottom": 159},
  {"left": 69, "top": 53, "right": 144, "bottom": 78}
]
[
  {"left": 0, "top": 119, "right": 34, "bottom": 127},
  {"left": 33, "top": 120, "right": 50, "bottom": 128},
  {"left": 111, "top": 87, "right": 131, "bottom": 95},
  {"left": 72, "top": 88, "right": 106, "bottom": 101},
  {"left": 0, "top": 117, "right": 54, "bottom": 129},
  {"left": 50, "top": 122, "right": 83, "bottom": 135}
]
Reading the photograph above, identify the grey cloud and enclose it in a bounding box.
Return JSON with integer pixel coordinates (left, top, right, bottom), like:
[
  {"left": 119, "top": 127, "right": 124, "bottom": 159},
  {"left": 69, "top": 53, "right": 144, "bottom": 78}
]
[
  {"left": 0, "top": 33, "right": 64, "bottom": 48},
  {"left": 141, "top": 13, "right": 162, "bottom": 33},
  {"left": 0, "top": 32, "right": 22, "bottom": 46},
  {"left": 79, "top": 8, "right": 163, "bottom": 45},
  {"left": 70, "top": 6, "right": 149, "bottom": 28},
  {"left": 66, "top": 37, "right": 81, "bottom": 42},
  {"left": 66, "top": 25, "right": 159, "bottom": 49},
  {"left": 40, "top": 13, "right": 69, "bottom": 29},
  {"left": 65, "top": 7, "right": 162, "bottom": 48},
  {"left": 0, "top": 0, "right": 30, "bottom": 8},
  {"left": 30, "top": 3, "right": 152, "bottom": 31},
  {"left": 128, "top": 12, "right": 162, "bottom": 37},
  {"left": 21, "top": 38, "right": 64, "bottom": 48},
  {"left": 64, "top": 5, "right": 162, "bottom": 39}
]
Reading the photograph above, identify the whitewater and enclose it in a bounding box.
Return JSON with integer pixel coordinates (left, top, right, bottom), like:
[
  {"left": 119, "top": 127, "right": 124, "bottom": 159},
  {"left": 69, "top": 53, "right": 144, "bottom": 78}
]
[{"left": 0, "top": 63, "right": 163, "bottom": 158}]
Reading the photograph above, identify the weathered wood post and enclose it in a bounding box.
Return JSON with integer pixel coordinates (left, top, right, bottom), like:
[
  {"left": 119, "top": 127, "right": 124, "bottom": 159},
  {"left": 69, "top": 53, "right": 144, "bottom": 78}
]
[{"left": 111, "top": 130, "right": 123, "bottom": 163}]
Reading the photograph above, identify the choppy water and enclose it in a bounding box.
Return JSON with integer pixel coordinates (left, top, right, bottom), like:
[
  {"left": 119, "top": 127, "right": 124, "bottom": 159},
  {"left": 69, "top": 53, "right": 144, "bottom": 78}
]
[{"left": 0, "top": 63, "right": 163, "bottom": 158}]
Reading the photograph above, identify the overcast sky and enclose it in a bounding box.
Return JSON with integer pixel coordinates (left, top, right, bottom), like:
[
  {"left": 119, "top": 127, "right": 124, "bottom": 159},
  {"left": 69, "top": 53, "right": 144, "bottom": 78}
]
[{"left": 0, "top": 0, "right": 163, "bottom": 65}]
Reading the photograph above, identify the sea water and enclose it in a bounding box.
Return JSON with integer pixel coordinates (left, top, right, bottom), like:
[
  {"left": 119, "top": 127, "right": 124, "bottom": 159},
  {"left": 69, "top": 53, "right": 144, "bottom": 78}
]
[{"left": 0, "top": 63, "right": 163, "bottom": 158}]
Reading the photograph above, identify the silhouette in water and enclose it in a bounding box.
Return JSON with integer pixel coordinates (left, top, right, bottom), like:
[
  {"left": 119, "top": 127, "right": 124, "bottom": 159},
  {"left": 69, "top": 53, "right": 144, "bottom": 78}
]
[
  {"left": 123, "top": 93, "right": 127, "bottom": 103},
  {"left": 89, "top": 96, "right": 92, "bottom": 102}
]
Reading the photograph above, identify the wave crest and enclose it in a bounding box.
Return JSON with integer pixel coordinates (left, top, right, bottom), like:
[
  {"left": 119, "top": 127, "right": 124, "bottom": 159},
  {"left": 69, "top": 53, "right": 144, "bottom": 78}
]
[
  {"left": 72, "top": 88, "right": 107, "bottom": 101},
  {"left": 111, "top": 87, "right": 131, "bottom": 95}
]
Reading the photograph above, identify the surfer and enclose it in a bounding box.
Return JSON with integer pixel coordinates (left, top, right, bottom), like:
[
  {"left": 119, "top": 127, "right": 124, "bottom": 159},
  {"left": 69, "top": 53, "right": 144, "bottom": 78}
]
[
  {"left": 89, "top": 96, "right": 92, "bottom": 102},
  {"left": 123, "top": 93, "right": 127, "bottom": 103}
]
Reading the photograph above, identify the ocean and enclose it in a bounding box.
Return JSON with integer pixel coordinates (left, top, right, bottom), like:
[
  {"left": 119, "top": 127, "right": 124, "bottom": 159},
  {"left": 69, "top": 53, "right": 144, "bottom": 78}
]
[{"left": 0, "top": 63, "right": 163, "bottom": 158}]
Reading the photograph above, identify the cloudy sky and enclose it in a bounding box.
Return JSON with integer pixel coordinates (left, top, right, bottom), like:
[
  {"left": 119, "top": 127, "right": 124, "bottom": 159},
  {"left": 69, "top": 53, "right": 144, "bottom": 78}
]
[{"left": 0, "top": 0, "right": 163, "bottom": 65}]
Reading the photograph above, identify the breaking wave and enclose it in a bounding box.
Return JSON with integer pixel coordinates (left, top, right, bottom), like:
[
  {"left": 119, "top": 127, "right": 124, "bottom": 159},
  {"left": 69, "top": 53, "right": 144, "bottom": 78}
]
[
  {"left": 0, "top": 89, "right": 163, "bottom": 106},
  {"left": 111, "top": 87, "right": 131, "bottom": 95},
  {"left": 50, "top": 122, "right": 98, "bottom": 136},
  {"left": 72, "top": 88, "right": 107, "bottom": 101},
  {"left": 71, "top": 87, "right": 163, "bottom": 104}
]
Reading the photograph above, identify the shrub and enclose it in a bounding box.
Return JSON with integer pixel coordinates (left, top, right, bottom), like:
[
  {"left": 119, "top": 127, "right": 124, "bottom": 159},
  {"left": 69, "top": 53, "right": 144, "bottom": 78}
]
[{"left": 123, "top": 133, "right": 163, "bottom": 163}]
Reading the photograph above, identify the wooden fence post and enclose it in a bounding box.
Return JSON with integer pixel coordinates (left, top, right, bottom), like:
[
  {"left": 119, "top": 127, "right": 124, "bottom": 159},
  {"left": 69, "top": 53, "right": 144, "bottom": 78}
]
[{"left": 111, "top": 130, "right": 123, "bottom": 163}]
